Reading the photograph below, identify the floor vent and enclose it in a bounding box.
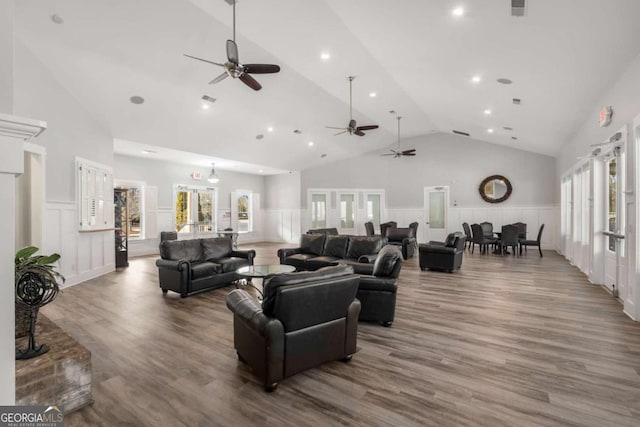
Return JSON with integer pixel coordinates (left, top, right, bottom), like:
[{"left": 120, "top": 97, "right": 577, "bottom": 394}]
[
  {"left": 512, "top": 0, "right": 527, "bottom": 17},
  {"left": 452, "top": 130, "right": 470, "bottom": 137}
]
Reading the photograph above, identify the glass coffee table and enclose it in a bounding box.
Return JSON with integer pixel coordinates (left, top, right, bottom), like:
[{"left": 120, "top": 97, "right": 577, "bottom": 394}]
[{"left": 236, "top": 264, "right": 296, "bottom": 298}]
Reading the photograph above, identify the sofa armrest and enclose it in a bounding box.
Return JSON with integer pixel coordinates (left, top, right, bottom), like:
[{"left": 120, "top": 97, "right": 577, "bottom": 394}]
[
  {"left": 155, "top": 259, "right": 190, "bottom": 271},
  {"left": 357, "top": 254, "right": 378, "bottom": 264},
  {"left": 420, "top": 245, "right": 456, "bottom": 255},
  {"left": 231, "top": 249, "right": 256, "bottom": 264},
  {"left": 402, "top": 237, "right": 417, "bottom": 246},
  {"left": 427, "top": 241, "right": 445, "bottom": 246},
  {"left": 226, "top": 289, "right": 272, "bottom": 334},
  {"left": 358, "top": 276, "right": 398, "bottom": 291},
  {"left": 277, "top": 247, "right": 302, "bottom": 263}
]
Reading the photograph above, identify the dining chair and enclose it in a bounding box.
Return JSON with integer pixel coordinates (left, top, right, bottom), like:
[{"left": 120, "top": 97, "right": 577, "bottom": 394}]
[
  {"left": 520, "top": 224, "right": 545, "bottom": 257},
  {"left": 499, "top": 225, "right": 519, "bottom": 256},
  {"left": 364, "top": 221, "right": 375, "bottom": 236},
  {"left": 512, "top": 222, "right": 527, "bottom": 240},
  {"left": 471, "top": 224, "right": 493, "bottom": 254},
  {"left": 462, "top": 222, "right": 472, "bottom": 250}
]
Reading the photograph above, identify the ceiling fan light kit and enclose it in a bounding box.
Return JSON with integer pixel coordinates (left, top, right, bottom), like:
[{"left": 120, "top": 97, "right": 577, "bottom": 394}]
[
  {"left": 207, "top": 163, "right": 220, "bottom": 184},
  {"left": 184, "top": 0, "right": 280, "bottom": 91}
]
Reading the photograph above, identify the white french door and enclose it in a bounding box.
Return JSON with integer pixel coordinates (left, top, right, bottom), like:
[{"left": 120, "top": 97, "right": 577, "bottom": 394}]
[
  {"left": 424, "top": 186, "right": 449, "bottom": 243},
  {"left": 174, "top": 185, "right": 217, "bottom": 238}
]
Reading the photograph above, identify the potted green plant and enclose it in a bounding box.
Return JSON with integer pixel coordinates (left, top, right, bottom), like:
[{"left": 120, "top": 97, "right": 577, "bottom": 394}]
[{"left": 15, "top": 247, "right": 65, "bottom": 341}]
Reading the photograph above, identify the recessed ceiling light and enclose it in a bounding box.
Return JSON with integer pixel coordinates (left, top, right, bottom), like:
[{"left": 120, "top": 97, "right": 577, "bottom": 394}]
[
  {"left": 320, "top": 52, "right": 330, "bottom": 61},
  {"left": 141, "top": 149, "right": 156, "bottom": 154},
  {"left": 51, "top": 14, "right": 64, "bottom": 24},
  {"left": 471, "top": 75, "right": 481, "bottom": 84},
  {"left": 487, "top": 128, "right": 494, "bottom": 133},
  {"left": 267, "top": 126, "right": 274, "bottom": 132},
  {"left": 258, "top": 169, "right": 264, "bottom": 173},
  {"left": 201, "top": 103, "right": 210, "bottom": 110},
  {"left": 369, "top": 92, "right": 377, "bottom": 98},
  {"left": 129, "top": 96, "right": 145, "bottom": 105},
  {"left": 497, "top": 78, "right": 513, "bottom": 85},
  {"left": 484, "top": 109, "right": 492, "bottom": 115},
  {"left": 452, "top": 7, "right": 465, "bottom": 17},
  {"left": 308, "top": 141, "right": 314, "bottom": 147},
  {"left": 256, "top": 134, "right": 264, "bottom": 140}
]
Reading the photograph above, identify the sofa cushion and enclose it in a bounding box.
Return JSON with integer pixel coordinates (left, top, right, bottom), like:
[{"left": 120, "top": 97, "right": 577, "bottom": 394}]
[
  {"left": 262, "top": 265, "right": 355, "bottom": 315},
  {"left": 215, "top": 257, "right": 251, "bottom": 273},
  {"left": 160, "top": 240, "right": 202, "bottom": 262},
  {"left": 201, "top": 237, "right": 232, "bottom": 260},
  {"left": 305, "top": 256, "right": 340, "bottom": 270},
  {"left": 346, "top": 236, "right": 383, "bottom": 260},
  {"left": 386, "top": 227, "right": 415, "bottom": 242},
  {"left": 300, "top": 234, "right": 326, "bottom": 256},
  {"left": 323, "top": 235, "right": 349, "bottom": 258},
  {"left": 284, "top": 253, "right": 316, "bottom": 270},
  {"left": 191, "top": 261, "right": 221, "bottom": 279}
]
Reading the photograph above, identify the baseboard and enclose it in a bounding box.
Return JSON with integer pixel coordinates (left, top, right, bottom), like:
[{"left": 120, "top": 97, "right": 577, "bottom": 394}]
[{"left": 61, "top": 264, "right": 115, "bottom": 288}]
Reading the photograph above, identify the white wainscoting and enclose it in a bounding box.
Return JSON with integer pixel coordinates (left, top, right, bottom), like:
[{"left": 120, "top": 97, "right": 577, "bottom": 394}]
[
  {"left": 298, "top": 205, "right": 559, "bottom": 249},
  {"left": 44, "top": 201, "right": 115, "bottom": 287},
  {"left": 263, "top": 209, "right": 302, "bottom": 243}
]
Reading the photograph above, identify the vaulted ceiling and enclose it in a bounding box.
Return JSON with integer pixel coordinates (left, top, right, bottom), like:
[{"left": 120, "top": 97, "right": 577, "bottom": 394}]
[{"left": 14, "top": 0, "right": 640, "bottom": 173}]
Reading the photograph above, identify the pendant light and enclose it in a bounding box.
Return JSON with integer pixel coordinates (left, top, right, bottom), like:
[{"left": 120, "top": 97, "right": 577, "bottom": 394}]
[{"left": 207, "top": 163, "right": 220, "bottom": 184}]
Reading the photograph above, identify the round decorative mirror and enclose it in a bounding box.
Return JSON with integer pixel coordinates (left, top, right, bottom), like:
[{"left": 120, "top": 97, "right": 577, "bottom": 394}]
[{"left": 479, "top": 175, "right": 512, "bottom": 203}]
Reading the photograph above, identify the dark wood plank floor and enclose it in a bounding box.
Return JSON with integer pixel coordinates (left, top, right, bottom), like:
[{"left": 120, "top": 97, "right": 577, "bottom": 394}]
[{"left": 42, "top": 243, "right": 640, "bottom": 427}]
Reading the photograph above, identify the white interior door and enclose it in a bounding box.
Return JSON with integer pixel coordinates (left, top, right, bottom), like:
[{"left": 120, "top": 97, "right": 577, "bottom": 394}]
[
  {"left": 424, "top": 186, "right": 449, "bottom": 243},
  {"left": 603, "top": 144, "right": 626, "bottom": 299}
]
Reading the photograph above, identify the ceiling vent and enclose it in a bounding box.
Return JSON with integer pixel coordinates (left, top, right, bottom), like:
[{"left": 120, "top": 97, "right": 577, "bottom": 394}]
[
  {"left": 452, "top": 130, "right": 470, "bottom": 137},
  {"left": 511, "top": 0, "right": 527, "bottom": 17},
  {"left": 512, "top": 98, "right": 521, "bottom": 105},
  {"left": 201, "top": 95, "right": 217, "bottom": 104}
]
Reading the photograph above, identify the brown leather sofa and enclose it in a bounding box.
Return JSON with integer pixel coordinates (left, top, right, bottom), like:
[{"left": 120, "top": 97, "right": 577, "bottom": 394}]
[
  {"left": 156, "top": 237, "right": 255, "bottom": 297},
  {"left": 277, "top": 234, "right": 386, "bottom": 275},
  {"left": 226, "top": 265, "right": 360, "bottom": 391}
]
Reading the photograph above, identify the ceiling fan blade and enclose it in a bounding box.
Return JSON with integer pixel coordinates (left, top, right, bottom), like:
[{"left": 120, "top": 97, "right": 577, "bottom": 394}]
[
  {"left": 357, "top": 125, "right": 379, "bottom": 131},
  {"left": 334, "top": 130, "right": 348, "bottom": 136},
  {"left": 183, "top": 54, "right": 224, "bottom": 67},
  {"left": 227, "top": 39, "right": 239, "bottom": 64},
  {"left": 402, "top": 149, "right": 416, "bottom": 154},
  {"left": 354, "top": 130, "right": 366, "bottom": 136},
  {"left": 348, "top": 119, "right": 357, "bottom": 130},
  {"left": 208, "top": 72, "right": 229, "bottom": 85},
  {"left": 403, "top": 153, "right": 417, "bottom": 156},
  {"left": 326, "top": 126, "right": 347, "bottom": 130},
  {"left": 244, "top": 64, "right": 281, "bottom": 74},
  {"left": 239, "top": 73, "right": 262, "bottom": 91},
  {"left": 380, "top": 153, "right": 395, "bottom": 156}
]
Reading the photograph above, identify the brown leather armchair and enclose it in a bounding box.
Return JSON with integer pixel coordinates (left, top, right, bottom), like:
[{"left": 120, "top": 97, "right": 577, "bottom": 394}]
[
  {"left": 357, "top": 245, "right": 403, "bottom": 327},
  {"left": 226, "top": 265, "right": 360, "bottom": 391}
]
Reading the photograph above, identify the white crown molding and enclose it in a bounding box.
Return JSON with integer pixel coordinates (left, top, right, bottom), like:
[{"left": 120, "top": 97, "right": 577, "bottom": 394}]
[{"left": 0, "top": 113, "right": 47, "bottom": 141}]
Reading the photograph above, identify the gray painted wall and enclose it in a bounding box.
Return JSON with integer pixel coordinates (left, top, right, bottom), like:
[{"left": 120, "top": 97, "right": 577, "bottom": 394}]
[
  {"left": 301, "top": 132, "right": 557, "bottom": 208},
  {"left": 264, "top": 171, "right": 301, "bottom": 210},
  {"left": 557, "top": 52, "right": 640, "bottom": 175},
  {"left": 13, "top": 40, "right": 113, "bottom": 202},
  {"left": 113, "top": 154, "right": 265, "bottom": 209}
]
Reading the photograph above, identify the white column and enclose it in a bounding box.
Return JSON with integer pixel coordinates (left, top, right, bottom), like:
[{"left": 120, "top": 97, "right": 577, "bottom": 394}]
[
  {"left": 0, "top": 0, "right": 14, "bottom": 114},
  {"left": 0, "top": 113, "right": 46, "bottom": 405}
]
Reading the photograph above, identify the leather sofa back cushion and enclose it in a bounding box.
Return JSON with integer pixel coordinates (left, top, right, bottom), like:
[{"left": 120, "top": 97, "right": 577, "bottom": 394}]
[
  {"left": 372, "top": 245, "right": 403, "bottom": 278},
  {"left": 160, "top": 240, "right": 202, "bottom": 262},
  {"left": 444, "top": 233, "right": 457, "bottom": 247},
  {"left": 346, "top": 236, "right": 383, "bottom": 259},
  {"left": 323, "top": 235, "right": 349, "bottom": 258},
  {"left": 262, "top": 265, "right": 355, "bottom": 316},
  {"left": 386, "top": 227, "right": 415, "bottom": 242},
  {"left": 300, "top": 234, "right": 326, "bottom": 256},
  {"left": 201, "top": 237, "right": 232, "bottom": 260}
]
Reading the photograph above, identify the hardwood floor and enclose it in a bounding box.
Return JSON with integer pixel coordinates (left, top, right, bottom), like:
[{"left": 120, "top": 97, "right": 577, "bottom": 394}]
[{"left": 42, "top": 243, "right": 640, "bottom": 426}]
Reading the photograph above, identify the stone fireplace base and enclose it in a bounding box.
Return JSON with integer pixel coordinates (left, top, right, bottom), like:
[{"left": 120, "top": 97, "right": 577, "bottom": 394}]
[{"left": 15, "top": 314, "right": 92, "bottom": 413}]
